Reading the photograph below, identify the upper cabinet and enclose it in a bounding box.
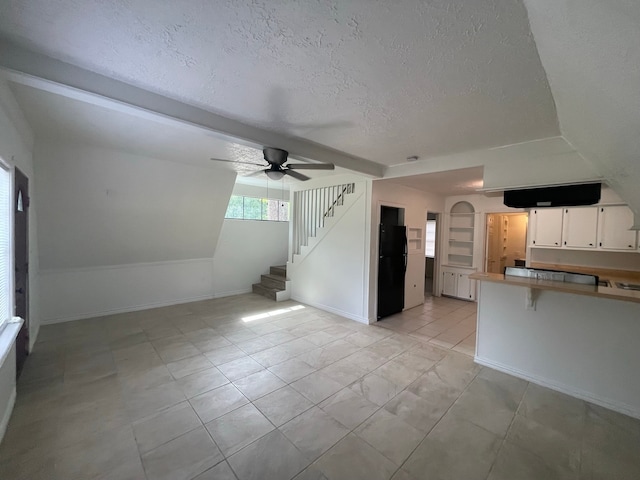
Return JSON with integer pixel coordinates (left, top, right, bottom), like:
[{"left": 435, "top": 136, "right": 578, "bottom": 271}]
[
  {"left": 530, "top": 208, "right": 563, "bottom": 247},
  {"left": 597, "top": 206, "right": 637, "bottom": 250},
  {"left": 562, "top": 207, "right": 598, "bottom": 248},
  {"left": 530, "top": 204, "right": 638, "bottom": 253}
]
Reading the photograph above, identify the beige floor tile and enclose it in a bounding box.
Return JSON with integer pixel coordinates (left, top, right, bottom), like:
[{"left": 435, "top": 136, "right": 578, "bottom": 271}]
[
  {"left": 233, "top": 369, "right": 286, "bottom": 400},
  {"left": 167, "top": 354, "right": 214, "bottom": 379},
  {"left": 518, "top": 383, "right": 586, "bottom": 438},
  {"left": 293, "top": 465, "right": 329, "bottom": 480},
  {"left": 55, "top": 425, "right": 140, "bottom": 480},
  {"left": 383, "top": 390, "right": 445, "bottom": 434},
  {"left": 355, "top": 408, "right": 425, "bottom": 465},
  {"left": 268, "top": 357, "right": 317, "bottom": 383},
  {"left": 193, "top": 461, "right": 237, "bottom": 480},
  {"left": 141, "top": 426, "right": 223, "bottom": 480},
  {"left": 350, "top": 373, "right": 401, "bottom": 406},
  {"left": 206, "top": 403, "right": 274, "bottom": 456},
  {"left": 227, "top": 430, "right": 310, "bottom": 480},
  {"left": 488, "top": 442, "right": 577, "bottom": 480},
  {"left": 132, "top": 401, "right": 202, "bottom": 454},
  {"left": 122, "top": 380, "right": 186, "bottom": 421},
  {"left": 253, "top": 386, "right": 314, "bottom": 427},
  {"left": 251, "top": 345, "right": 295, "bottom": 367},
  {"left": 204, "top": 345, "right": 246, "bottom": 365},
  {"left": 291, "top": 371, "right": 344, "bottom": 404},
  {"left": 190, "top": 383, "right": 249, "bottom": 423},
  {"left": 315, "top": 433, "right": 397, "bottom": 480},
  {"left": 319, "top": 360, "right": 368, "bottom": 387},
  {"left": 404, "top": 415, "right": 502, "bottom": 480},
  {"left": 176, "top": 366, "right": 229, "bottom": 398},
  {"left": 374, "top": 360, "right": 422, "bottom": 390},
  {"left": 448, "top": 371, "right": 527, "bottom": 437},
  {"left": 280, "top": 407, "right": 350, "bottom": 461},
  {"left": 507, "top": 414, "right": 581, "bottom": 472},
  {"left": 319, "top": 387, "right": 379, "bottom": 430},
  {"left": 217, "top": 356, "right": 264, "bottom": 381}
]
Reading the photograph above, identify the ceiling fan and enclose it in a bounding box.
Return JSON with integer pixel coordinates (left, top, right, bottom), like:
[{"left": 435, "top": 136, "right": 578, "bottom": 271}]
[{"left": 211, "top": 147, "right": 334, "bottom": 181}]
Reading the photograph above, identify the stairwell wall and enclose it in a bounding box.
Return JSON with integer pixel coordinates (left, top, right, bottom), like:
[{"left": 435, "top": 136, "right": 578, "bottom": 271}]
[
  {"left": 212, "top": 183, "right": 289, "bottom": 297},
  {"left": 288, "top": 175, "right": 372, "bottom": 323}
]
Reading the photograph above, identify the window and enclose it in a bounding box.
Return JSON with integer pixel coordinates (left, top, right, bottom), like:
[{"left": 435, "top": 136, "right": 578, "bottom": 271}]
[
  {"left": 0, "top": 160, "right": 11, "bottom": 333},
  {"left": 225, "top": 195, "right": 289, "bottom": 222},
  {"left": 425, "top": 219, "right": 436, "bottom": 257}
]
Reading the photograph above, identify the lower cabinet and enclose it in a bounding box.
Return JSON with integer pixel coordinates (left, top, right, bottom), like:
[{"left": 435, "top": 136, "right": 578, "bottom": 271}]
[{"left": 441, "top": 267, "right": 476, "bottom": 301}]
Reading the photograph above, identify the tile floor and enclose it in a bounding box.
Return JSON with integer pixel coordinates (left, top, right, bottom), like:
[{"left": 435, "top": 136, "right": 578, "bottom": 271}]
[{"left": 1, "top": 294, "right": 639, "bottom": 480}]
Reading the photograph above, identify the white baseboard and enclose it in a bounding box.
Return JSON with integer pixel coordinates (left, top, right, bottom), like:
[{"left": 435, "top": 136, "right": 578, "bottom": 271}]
[
  {"left": 41, "top": 293, "right": 216, "bottom": 325},
  {"left": 475, "top": 356, "right": 640, "bottom": 420},
  {"left": 212, "top": 288, "right": 252, "bottom": 299},
  {"left": 291, "top": 295, "right": 368, "bottom": 324},
  {"left": 0, "top": 386, "right": 16, "bottom": 444}
]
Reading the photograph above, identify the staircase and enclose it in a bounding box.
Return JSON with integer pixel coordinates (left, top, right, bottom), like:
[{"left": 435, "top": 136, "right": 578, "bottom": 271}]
[{"left": 252, "top": 265, "right": 290, "bottom": 301}]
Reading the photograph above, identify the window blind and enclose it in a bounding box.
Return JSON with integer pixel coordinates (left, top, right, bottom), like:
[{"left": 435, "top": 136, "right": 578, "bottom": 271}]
[{"left": 0, "top": 162, "right": 10, "bottom": 332}]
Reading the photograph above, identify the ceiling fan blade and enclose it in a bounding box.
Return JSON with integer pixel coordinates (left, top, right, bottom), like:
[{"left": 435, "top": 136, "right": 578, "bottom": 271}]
[
  {"left": 210, "top": 158, "right": 265, "bottom": 167},
  {"left": 287, "top": 163, "right": 335, "bottom": 170},
  {"left": 285, "top": 169, "right": 310, "bottom": 181}
]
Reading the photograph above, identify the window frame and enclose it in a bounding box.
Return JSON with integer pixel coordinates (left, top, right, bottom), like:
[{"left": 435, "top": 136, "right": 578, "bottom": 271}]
[
  {"left": 0, "top": 157, "right": 13, "bottom": 334},
  {"left": 224, "top": 195, "right": 290, "bottom": 222}
]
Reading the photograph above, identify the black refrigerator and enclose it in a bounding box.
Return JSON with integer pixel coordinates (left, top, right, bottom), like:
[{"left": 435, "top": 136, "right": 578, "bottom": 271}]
[{"left": 377, "top": 224, "right": 407, "bottom": 319}]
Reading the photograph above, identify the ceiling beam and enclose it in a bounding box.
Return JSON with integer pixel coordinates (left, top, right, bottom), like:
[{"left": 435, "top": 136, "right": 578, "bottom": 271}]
[{"left": 0, "top": 38, "right": 384, "bottom": 178}]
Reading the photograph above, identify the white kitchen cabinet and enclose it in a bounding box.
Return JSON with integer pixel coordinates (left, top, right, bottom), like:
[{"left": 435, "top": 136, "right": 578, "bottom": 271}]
[
  {"left": 597, "top": 206, "right": 637, "bottom": 250},
  {"left": 442, "top": 270, "right": 457, "bottom": 297},
  {"left": 562, "top": 207, "right": 598, "bottom": 248},
  {"left": 531, "top": 208, "right": 563, "bottom": 247},
  {"left": 457, "top": 273, "right": 476, "bottom": 301},
  {"left": 441, "top": 267, "right": 476, "bottom": 301}
]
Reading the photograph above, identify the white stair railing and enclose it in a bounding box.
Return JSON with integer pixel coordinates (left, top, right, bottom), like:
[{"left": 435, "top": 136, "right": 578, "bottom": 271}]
[{"left": 292, "top": 183, "right": 355, "bottom": 256}]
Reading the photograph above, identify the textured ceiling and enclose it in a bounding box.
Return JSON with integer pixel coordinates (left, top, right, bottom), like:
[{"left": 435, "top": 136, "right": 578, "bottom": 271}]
[{"left": 0, "top": 0, "right": 559, "bottom": 166}]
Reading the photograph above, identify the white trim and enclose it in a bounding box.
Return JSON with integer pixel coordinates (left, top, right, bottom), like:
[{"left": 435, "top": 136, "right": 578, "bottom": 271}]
[
  {"left": 291, "top": 295, "right": 369, "bottom": 324},
  {"left": 212, "top": 288, "right": 252, "bottom": 299},
  {"left": 38, "top": 257, "right": 214, "bottom": 275},
  {"left": 0, "top": 318, "right": 22, "bottom": 368},
  {"left": 0, "top": 386, "right": 16, "bottom": 443},
  {"left": 40, "top": 294, "right": 215, "bottom": 325},
  {"left": 474, "top": 355, "right": 640, "bottom": 420}
]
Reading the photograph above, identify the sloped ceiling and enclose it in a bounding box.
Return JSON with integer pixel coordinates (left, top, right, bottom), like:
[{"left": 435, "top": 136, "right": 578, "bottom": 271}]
[
  {"left": 524, "top": 0, "right": 640, "bottom": 223},
  {"left": 0, "top": 0, "right": 559, "bottom": 165}
]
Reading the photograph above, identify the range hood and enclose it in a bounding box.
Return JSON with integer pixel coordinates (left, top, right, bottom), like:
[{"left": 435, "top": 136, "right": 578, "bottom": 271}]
[{"left": 503, "top": 183, "right": 601, "bottom": 208}]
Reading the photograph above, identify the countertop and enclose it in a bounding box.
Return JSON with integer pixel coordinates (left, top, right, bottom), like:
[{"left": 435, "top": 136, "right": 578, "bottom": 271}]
[{"left": 470, "top": 271, "right": 640, "bottom": 304}]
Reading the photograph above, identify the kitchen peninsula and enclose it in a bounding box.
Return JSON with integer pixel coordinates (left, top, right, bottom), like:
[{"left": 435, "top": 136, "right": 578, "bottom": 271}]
[{"left": 470, "top": 269, "right": 640, "bottom": 419}]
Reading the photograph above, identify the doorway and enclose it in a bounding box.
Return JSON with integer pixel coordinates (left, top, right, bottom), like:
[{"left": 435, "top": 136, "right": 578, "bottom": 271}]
[
  {"left": 485, "top": 212, "right": 528, "bottom": 274},
  {"left": 424, "top": 212, "right": 438, "bottom": 297},
  {"left": 14, "top": 167, "right": 29, "bottom": 378}
]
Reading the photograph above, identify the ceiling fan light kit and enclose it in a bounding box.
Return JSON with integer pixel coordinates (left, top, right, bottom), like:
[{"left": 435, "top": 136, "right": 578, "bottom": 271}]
[{"left": 210, "top": 147, "right": 335, "bottom": 181}]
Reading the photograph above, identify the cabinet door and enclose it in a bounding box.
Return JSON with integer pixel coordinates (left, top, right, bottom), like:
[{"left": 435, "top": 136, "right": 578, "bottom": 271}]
[
  {"left": 442, "top": 271, "right": 457, "bottom": 296},
  {"left": 532, "top": 209, "right": 563, "bottom": 247},
  {"left": 598, "top": 206, "right": 637, "bottom": 250},
  {"left": 457, "top": 273, "right": 476, "bottom": 301},
  {"left": 563, "top": 207, "right": 598, "bottom": 248},
  {"left": 405, "top": 255, "right": 425, "bottom": 309}
]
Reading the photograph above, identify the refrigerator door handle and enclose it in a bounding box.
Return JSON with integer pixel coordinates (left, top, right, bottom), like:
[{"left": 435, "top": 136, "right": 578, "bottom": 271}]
[{"left": 404, "top": 237, "right": 408, "bottom": 272}]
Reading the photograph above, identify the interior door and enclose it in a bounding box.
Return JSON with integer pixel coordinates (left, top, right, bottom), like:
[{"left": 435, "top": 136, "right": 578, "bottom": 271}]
[{"left": 14, "top": 168, "right": 29, "bottom": 378}]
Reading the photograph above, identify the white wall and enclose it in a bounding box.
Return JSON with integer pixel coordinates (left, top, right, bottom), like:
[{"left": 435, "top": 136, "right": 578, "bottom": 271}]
[
  {"left": 36, "top": 141, "right": 236, "bottom": 323},
  {"left": 212, "top": 219, "right": 288, "bottom": 297},
  {"left": 289, "top": 174, "right": 372, "bottom": 323},
  {"left": 476, "top": 281, "right": 640, "bottom": 418},
  {"left": 370, "top": 181, "right": 445, "bottom": 319}
]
